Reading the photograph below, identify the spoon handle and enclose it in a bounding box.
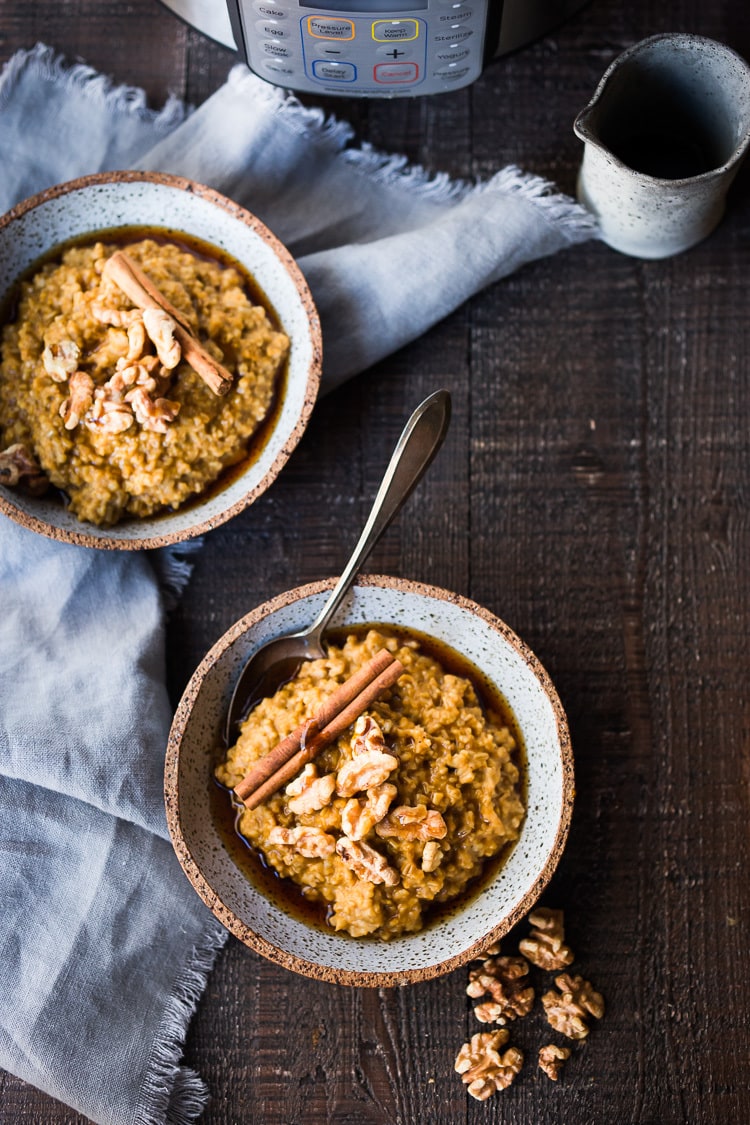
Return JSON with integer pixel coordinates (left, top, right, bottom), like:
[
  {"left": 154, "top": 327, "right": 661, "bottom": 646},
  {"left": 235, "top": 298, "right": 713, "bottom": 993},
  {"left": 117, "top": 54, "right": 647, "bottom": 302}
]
[{"left": 306, "top": 388, "right": 452, "bottom": 646}]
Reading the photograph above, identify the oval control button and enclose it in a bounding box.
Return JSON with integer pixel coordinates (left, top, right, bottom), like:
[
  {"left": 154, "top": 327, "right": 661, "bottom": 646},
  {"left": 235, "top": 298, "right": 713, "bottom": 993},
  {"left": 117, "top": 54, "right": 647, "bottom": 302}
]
[
  {"left": 438, "top": 7, "right": 473, "bottom": 21},
  {"left": 261, "top": 40, "right": 292, "bottom": 57},
  {"left": 432, "top": 26, "right": 473, "bottom": 42},
  {"left": 311, "top": 59, "right": 357, "bottom": 80},
  {"left": 253, "top": 1, "right": 287, "bottom": 17},
  {"left": 255, "top": 19, "right": 291, "bottom": 38},
  {"left": 433, "top": 63, "right": 471, "bottom": 81},
  {"left": 434, "top": 44, "right": 470, "bottom": 62}
]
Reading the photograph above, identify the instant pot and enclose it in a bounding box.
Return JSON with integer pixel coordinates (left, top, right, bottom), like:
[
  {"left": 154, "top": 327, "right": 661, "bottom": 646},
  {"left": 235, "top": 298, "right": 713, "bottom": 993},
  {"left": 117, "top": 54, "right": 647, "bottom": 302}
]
[{"left": 159, "top": 0, "right": 589, "bottom": 96}]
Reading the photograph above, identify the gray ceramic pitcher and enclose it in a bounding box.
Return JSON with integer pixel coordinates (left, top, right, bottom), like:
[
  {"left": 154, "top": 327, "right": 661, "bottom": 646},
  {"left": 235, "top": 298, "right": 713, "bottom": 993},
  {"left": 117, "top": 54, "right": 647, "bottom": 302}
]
[{"left": 574, "top": 34, "right": 750, "bottom": 258}]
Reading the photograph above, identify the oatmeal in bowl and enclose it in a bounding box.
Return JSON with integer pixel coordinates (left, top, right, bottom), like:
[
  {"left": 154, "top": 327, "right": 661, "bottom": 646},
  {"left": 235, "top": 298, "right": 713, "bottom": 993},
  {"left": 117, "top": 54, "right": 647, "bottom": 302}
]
[
  {"left": 165, "top": 576, "right": 574, "bottom": 986},
  {"left": 0, "top": 172, "right": 321, "bottom": 548}
]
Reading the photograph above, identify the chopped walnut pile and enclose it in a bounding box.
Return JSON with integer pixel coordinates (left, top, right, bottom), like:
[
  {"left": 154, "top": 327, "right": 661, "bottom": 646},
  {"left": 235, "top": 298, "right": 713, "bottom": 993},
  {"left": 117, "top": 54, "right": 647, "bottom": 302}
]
[
  {"left": 0, "top": 443, "right": 48, "bottom": 495},
  {"left": 519, "top": 907, "right": 575, "bottom": 970},
  {"left": 454, "top": 907, "right": 605, "bottom": 1100},
  {"left": 39, "top": 289, "right": 183, "bottom": 437},
  {"left": 466, "top": 955, "right": 535, "bottom": 1025},
  {"left": 454, "top": 1030, "right": 524, "bottom": 1101},
  {"left": 538, "top": 1043, "right": 571, "bottom": 1081},
  {"left": 541, "top": 973, "right": 605, "bottom": 1040}
]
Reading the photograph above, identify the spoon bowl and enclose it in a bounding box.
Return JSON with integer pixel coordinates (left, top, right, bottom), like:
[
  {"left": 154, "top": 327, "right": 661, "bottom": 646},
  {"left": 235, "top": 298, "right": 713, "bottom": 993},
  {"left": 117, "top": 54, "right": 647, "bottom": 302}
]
[{"left": 223, "top": 389, "right": 451, "bottom": 743}]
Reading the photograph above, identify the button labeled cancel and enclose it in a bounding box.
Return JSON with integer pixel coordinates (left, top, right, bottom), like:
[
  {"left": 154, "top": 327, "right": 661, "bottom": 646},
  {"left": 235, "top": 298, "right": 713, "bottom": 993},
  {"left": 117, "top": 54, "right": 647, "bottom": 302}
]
[{"left": 374, "top": 61, "right": 419, "bottom": 83}]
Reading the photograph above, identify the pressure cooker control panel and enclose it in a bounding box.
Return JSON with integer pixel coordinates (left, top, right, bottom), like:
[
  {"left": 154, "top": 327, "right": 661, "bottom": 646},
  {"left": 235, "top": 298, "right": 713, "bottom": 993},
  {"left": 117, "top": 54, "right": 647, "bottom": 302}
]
[{"left": 231, "top": 0, "right": 490, "bottom": 96}]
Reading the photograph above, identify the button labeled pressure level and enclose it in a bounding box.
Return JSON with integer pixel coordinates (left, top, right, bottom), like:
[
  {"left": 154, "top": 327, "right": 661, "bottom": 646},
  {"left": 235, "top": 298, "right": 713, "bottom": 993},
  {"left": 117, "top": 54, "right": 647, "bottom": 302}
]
[{"left": 307, "top": 16, "right": 355, "bottom": 39}]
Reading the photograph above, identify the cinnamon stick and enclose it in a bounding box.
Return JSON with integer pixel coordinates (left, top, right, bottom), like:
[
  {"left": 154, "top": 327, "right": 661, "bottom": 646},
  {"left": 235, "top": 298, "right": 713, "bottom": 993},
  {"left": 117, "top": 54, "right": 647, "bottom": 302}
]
[
  {"left": 102, "top": 250, "right": 234, "bottom": 396},
  {"left": 234, "top": 649, "right": 404, "bottom": 809}
]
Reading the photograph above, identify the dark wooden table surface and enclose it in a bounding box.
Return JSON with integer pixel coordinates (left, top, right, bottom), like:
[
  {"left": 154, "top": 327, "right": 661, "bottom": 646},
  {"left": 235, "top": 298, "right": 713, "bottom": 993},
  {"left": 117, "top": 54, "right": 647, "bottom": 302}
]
[{"left": 2, "top": 0, "right": 749, "bottom": 1122}]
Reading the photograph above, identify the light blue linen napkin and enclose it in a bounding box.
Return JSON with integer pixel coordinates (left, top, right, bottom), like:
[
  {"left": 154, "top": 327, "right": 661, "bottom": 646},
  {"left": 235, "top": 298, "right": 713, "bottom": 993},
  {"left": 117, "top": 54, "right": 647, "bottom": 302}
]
[{"left": 0, "top": 43, "right": 596, "bottom": 1125}]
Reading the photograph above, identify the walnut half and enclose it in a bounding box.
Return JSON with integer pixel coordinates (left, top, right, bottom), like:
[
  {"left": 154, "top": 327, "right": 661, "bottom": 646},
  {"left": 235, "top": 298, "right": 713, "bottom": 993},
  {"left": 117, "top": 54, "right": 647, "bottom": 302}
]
[
  {"left": 454, "top": 1030, "right": 523, "bottom": 1100},
  {"left": 542, "top": 973, "right": 605, "bottom": 1040},
  {"left": 538, "top": 1043, "right": 571, "bottom": 1080},
  {"left": 467, "top": 955, "right": 534, "bottom": 1025},
  {"left": 518, "top": 907, "right": 574, "bottom": 971}
]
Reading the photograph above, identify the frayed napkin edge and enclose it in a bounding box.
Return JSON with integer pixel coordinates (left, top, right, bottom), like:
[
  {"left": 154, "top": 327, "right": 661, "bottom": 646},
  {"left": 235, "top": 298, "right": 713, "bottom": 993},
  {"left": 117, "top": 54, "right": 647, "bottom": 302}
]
[
  {"left": 137, "top": 921, "right": 229, "bottom": 1125},
  {"left": 0, "top": 41, "right": 188, "bottom": 132},
  {"left": 224, "top": 63, "right": 598, "bottom": 239}
]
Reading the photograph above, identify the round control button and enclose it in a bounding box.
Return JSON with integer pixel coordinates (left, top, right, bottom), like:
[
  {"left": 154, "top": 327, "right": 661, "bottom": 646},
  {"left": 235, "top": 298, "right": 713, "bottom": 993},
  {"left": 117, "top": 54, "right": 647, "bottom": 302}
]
[
  {"left": 376, "top": 42, "right": 417, "bottom": 60},
  {"left": 262, "top": 59, "right": 296, "bottom": 76},
  {"left": 438, "top": 7, "right": 473, "bottom": 21},
  {"left": 312, "top": 40, "right": 349, "bottom": 58},
  {"left": 433, "top": 63, "right": 471, "bottom": 81},
  {"left": 432, "top": 25, "right": 473, "bottom": 43},
  {"left": 434, "top": 44, "right": 470, "bottom": 63},
  {"left": 253, "top": 0, "right": 287, "bottom": 17},
  {"left": 255, "top": 18, "right": 291, "bottom": 39},
  {"left": 261, "top": 40, "right": 292, "bottom": 58}
]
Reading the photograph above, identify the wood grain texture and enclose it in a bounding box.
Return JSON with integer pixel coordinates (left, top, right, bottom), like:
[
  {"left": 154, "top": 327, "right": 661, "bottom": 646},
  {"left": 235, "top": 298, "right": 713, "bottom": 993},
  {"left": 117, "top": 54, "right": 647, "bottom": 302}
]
[{"left": 1, "top": 0, "right": 749, "bottom": 1121}]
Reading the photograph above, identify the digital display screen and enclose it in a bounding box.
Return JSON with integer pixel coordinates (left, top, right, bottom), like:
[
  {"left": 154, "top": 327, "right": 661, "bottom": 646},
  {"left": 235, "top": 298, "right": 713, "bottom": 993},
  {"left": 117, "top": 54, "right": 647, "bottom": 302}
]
[{"left": 300, "top": 0, "right": 427, "bottom": 11}]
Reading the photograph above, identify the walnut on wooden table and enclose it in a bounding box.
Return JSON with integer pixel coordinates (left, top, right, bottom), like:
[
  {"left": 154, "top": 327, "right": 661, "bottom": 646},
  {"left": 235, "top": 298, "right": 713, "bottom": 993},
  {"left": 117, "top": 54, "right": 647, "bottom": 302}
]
[
  {"left": 518, "top": 907, "right": 575, "bottom": 971},
  {"left": 454, "top": 1030, "right": 524, "bottom": 1100},
  {"left": 466, "top": 955, "right": 535, "bottom": 1025},
  {"left": 542, "top": 973, "right": 605, "bottom": 1040},
  {"left": 538, "top": 1043, "right": 572, "bottom": 1080}
]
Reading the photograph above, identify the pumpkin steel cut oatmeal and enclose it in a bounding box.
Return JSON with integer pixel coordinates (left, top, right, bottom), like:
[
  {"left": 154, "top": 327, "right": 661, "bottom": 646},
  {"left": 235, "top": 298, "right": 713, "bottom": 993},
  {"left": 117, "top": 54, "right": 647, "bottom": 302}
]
[
  {"left": 0, "top": 234, "right": 289, "bottom": 526},
  {"left": 215, "top": 628, "right": 526, "bottom": 940}
]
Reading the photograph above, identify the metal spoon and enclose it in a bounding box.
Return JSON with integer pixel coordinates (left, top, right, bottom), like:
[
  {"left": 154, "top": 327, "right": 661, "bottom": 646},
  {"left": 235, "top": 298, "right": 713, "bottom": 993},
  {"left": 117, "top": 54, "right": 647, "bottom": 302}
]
[{"left": 224, "top": 388, "right": 452, "bottom": 744}]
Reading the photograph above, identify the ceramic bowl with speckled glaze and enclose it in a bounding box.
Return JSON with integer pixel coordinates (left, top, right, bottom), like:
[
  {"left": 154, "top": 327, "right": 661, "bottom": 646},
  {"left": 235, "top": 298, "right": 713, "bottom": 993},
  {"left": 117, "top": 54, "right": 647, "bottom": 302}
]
[
  {"left": 165, "top": 575, "right": 574, "bottom": 987},
  {"left": 0, "top": 171, "right": 321, "bottom": 549}
]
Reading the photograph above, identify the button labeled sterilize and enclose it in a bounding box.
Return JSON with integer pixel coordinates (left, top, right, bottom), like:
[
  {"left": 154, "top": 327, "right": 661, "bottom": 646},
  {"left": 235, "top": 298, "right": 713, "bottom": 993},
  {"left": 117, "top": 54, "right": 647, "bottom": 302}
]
[
  {"left": 311, "top": 59, "right": 357, "bottom": 80},
  {"left": 433, "top": 25, "right": 473, "bottom": 42},
  {"left": 307, "top": 16, "right": 354, "bottom": 39},
  {"left": 374, "top": 61, "right": 419, "bottom": 83},
  {"left": 372, "top": 19, "right": 419, "bottom": 41}
]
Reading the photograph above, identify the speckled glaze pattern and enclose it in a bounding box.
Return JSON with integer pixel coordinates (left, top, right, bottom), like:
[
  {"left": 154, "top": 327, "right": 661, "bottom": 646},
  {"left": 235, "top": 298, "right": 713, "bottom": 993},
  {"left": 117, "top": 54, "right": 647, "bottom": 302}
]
[
  {"left": 165, "top": 576, "right": 574, "bottom": 987},
  {"left": 574, "top": 34, "right": 750, "bottom": 259},
  {"left": 0, "top": 171, "right": 322, "bottom": 549}
]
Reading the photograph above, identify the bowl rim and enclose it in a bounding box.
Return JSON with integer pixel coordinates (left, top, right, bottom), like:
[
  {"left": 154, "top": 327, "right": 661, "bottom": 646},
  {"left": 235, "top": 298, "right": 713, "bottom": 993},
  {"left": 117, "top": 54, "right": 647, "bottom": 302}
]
[
  {"left": 0, "top": 169, "right": 322, "bottom": 550},
  {"left": 165, "top": 574, "right": 575, "bottom": 986}
]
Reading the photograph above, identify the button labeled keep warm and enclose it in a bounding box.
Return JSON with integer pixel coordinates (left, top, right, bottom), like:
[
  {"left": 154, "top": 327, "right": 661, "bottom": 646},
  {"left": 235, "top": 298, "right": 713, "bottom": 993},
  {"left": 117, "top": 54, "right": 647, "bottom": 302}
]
[{"left": 372, "top": 19, "right": 419, "bottom": 41}]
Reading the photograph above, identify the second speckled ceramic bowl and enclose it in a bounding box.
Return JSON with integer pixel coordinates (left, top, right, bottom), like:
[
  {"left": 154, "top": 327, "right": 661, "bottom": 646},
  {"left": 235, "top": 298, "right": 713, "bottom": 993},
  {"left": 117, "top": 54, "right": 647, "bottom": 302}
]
[
  {"left": 0, "top": 171, "right": 321, "bottom": 549},
  {"left": 165, "top": 576, "right": 574, "bottom": 987}
]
